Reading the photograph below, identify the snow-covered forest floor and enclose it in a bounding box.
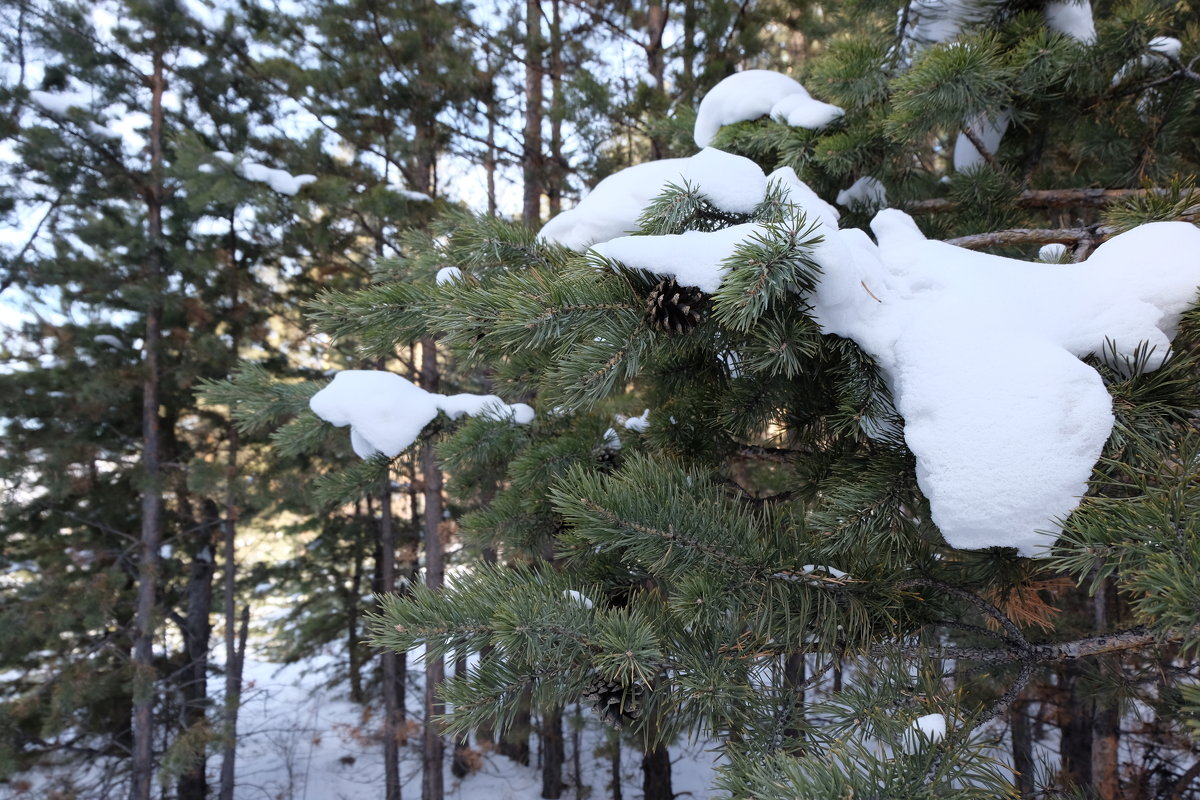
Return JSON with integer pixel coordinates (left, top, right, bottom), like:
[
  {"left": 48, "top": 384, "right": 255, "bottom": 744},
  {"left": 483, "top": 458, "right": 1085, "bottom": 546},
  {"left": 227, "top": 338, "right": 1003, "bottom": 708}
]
[{"left": 9, "top": 644, "right": 722, "bottom": 800}]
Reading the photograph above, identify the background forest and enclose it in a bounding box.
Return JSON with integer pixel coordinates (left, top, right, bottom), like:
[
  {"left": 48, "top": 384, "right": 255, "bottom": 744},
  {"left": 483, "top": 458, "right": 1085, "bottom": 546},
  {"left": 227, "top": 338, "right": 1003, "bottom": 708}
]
[{"left": 5, "top": 1, "right": 1200, "bottom": 800}]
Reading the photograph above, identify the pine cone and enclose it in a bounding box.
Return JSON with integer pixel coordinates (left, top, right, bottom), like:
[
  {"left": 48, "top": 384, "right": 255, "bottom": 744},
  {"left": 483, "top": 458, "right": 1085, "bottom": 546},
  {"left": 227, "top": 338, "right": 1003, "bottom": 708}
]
[
  {"left": 582, "top": 674, "right": 645, "bottom": 729},
  {"left": 644, "top": 278, "right": 706, "bottom": 334}
]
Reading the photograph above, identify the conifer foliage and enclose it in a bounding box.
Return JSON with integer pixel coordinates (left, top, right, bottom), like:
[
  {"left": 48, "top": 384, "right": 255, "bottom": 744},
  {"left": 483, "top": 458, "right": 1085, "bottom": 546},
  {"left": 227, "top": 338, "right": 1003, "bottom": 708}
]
[{"left": 293, "top": 2, "right": 1200, "bottom": 798}]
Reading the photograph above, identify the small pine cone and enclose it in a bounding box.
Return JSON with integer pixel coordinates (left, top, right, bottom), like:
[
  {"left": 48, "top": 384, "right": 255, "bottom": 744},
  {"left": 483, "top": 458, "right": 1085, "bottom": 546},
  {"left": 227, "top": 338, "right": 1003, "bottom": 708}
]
[
  {"left": 644, "top": 278, "right": 706, "bottom": 334},
  {"left": 582, "top": 674, "right": 646, "bottom": 730}
]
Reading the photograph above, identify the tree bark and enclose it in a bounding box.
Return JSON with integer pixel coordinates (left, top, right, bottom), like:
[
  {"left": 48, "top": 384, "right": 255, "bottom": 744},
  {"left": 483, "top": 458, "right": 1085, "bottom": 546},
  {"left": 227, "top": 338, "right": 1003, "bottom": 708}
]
[
  {"left": 219, "top": 605, "right": 249, "bottom": 800},
  {"left": 522, "top": 0, "right": 544, "bottom": 226},
  {"left": 1092, "top": 577, "right": 1120, "bottom": 800},
  {"left": 782, "top": 652, "right": 806, "bottom": 754},
  {"left": 176, "top": 502, "right": 217, "bottom": 800},
  {"left": 420, "top": 339, "right": 445, "bottom": 800},
  {"left": 129, "top": 46, "right": 166, "bottom": 800},
  {"left": 541, "top": 704, "right": 564, "bottom": 798},
  {"left": 641, "top": 743, "right": 672, "bottom": 800},
  {"left": 610, "top": 737, "right": 622, "bottom": 800},
  {"left": 381, "top": 482, "right": 402, "bottom": 800},
  {"left": 1057, "top": 662, "right": 1093, "bottom": 791},
  {"left": 547, "top": 0, "right": 563, "bottom": 217},
  {"left": 1011, "top": 689, "right": 1034, "bottom": 800}
]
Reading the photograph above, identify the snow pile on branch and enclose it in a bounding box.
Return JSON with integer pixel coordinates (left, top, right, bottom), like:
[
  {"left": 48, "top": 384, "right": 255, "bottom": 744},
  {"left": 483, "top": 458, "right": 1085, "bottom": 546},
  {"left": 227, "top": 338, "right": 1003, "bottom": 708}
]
[
  {"left": 810, "top": 211, "right": 1200, "bottom": 556},
  {"left": 310, "top": 370, "right": 533, "bottom": 459},
  {"left": 693, "top": 69, "right": 843, "bottom": 148},
  {"left": 213, "top": 151, "right": 317, "bottom": 196},
  {"left": 592, "top": 223, "right": 764, "bottom": 294},
  {"left": 540, "top": 148, "right": 836, "bottom": 252},
  {"left": 953, "top": 109, "right": 1011, "bottom": 171},
  {"left": 901, "top": 0, "right": 1094, "bottom": 47},
  {"left": 837, "top": 176, "right": 888, "bottom": 210},
  {"left": 29, "top": 90, "right": 92, "bottom": 115},
  {"left": 540, "top": 148, "right": 771, "bottom": 250}
]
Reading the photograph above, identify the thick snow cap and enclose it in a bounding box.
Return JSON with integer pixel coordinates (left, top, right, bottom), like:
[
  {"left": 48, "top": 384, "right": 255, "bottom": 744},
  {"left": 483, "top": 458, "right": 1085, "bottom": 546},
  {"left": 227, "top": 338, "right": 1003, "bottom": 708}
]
[
  {"left": 310, "top": 370, "right": 533, "bottom": 459},
  {"left": 693, "top": 69, "right": 843, "bottom": 148},
  {"left": 811, "top": 211, "right": 1200, "bottom": 557}
]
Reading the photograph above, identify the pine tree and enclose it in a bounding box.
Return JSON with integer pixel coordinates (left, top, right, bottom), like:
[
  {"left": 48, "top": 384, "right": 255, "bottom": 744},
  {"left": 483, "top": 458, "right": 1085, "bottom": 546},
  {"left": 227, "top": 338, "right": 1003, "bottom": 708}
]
[
  {"left": 0, "top": 0, "right": 311, "bottom": 793},
  {"left": 279, "top": 2, "right": 1200, "bottom": 799}
]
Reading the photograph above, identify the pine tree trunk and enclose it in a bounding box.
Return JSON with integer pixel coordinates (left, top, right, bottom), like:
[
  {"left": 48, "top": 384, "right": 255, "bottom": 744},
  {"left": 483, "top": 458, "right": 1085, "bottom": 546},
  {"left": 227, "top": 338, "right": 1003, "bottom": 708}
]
[
  {"left": 218, "top": 606, "right": 248, "bottom": 800},
  {"left": 176, "top": 503, "right": 217, "bottom": 800},
  {"left": 1057, "top": 661, "right": 1094, "bottom": 791},
  {"left": 681, "top": 0, "right": 696, "bottom": 105},
  {"left": 541, "top": 704, "right": 564, "bottom": 798},
  {"left": 218, "top": 221, "right": 243, "bottom": 800},
  {"left": 381, "top": 482, "right": 402, "bottom": 800},
  {"left": 610, "top": 738, "right": 621, "bottom": 800},
  {"left": 1011, "top": 689, "right": 1034, "bottom": 800},
  {"left": 782, "top": 651, "right": 806, "bottom": 754},
  {"left": 522, "top": 0, "right": 544, "bottom": 226},
  {"left": 644, "top": 0, "right": 668, "bottom": 159},
  {"left": 420, "top": 339, "right": 445, "bottom": 800},
  {"left": 129, "top": 46, "right": 166, "bottom": 800},
  {"left": 547, "top": 0, "right": 563, "bottom": 217},
  {"left": 349, "top": 539, "right": 365, "bottom": 704},
  {"left": 1092, "top": 577, "right": 1120, "bottom": 800},
  {"left": 641, "top": 743, "right": 672, "bottom": 800}
]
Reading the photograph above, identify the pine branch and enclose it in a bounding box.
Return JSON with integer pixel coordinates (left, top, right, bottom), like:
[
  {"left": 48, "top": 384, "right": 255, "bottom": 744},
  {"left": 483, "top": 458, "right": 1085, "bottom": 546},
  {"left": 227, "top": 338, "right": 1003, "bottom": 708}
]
[
  {"left": 878, "top": 624, "right": 1185, "bottom": 666},
  {"left": 958, "top": 123, "right": 996, "bottom": 167},
  {"left": 907, "top": 187, "right": 1176, "bottom": 215}
]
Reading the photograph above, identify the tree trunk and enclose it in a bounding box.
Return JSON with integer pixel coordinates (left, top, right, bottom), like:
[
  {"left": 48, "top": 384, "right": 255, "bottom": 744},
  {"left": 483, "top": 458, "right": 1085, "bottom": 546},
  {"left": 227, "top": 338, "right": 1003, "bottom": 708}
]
[
  {"left": 644, "top": 0, "right": 668, "bottom": 159},
  {"left": 1092, "top": 577, "right": 1120, "bottom": 800},
  {"left": 1057, "top": 661, "right": 1093, "bottom": 791},
  {"left": 381, "top": 482, "right": 402, "bottom": 800},
  {"left": 420, "top": 339, "right": 445, "bottom": 800},
  {"left": 541, "top": 704, "right": 564, "bottom": 798},
  {"left": 349, "top": 538, "right": 365, "bottom": 704},
  {"left": 1011, "top": 689, "right": 1034, "bottom": 800},
  {"left": 498, "top": 690, "right": 532, "bottom": 765},
  {"left": 610, "top": 737, "right": 622, "bottom": 800},
  {"left": 176, "top": 503, "right": 217, "bottom": 800},
  {"left": 547, "top": 0, "right": 563, "bottom": 217},
  {"left": 218, "top": 217, "right": 243, "bottom": 800},
  {"left": 641, "top": 743, "right": 672, "bottom": 800},
  {"left": 782, "top": 651, "right": 806, "bottom": 754},
  {"left": 218, "top": 606, "right": 249, "bottom": 800},
  {"left": 129, "top": 46, "right": 166, "bottom": 800},
  {"left": 522, "top": 0, "right": 544, "bottom": 226}
]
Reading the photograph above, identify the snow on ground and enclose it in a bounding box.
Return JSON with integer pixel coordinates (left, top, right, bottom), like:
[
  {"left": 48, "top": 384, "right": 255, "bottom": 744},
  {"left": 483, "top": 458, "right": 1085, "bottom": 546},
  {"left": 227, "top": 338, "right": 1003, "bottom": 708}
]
[{"left": 9, "top": 641, "right": 721, "bottom": 800}]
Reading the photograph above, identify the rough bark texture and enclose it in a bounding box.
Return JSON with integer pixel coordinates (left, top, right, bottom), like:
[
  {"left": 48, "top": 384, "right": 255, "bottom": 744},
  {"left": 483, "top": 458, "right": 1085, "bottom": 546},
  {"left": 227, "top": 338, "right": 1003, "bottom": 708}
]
[
  {"left": 522, "top": 0, "right": 544, "bottom": 225},
  {"left": 547, "top": 0, "right": 563, "bottom": 216},
  {"left": 129, "top": 46, "right": 166, "bottom": 800},
  {"left": 541, "top": 704, "right": 564, "bottom": 799},
  {"left": 420, "top": 339, "right": 445, "bottom": 800},
  {"left": 1011, "top": 690, "right": 1034, "bottom": 800},
  {"left": 782, "top": 651, "right": 806, "bottom": 754},
  {"left": 1092, "top": 577, "right": 1120, "bottom": 800},
  {"left": 1058, "top": 662, "right": 1094, "bottom": 791},
  {"left": 176, "top": 502, "right": 217, "bottom": 800},
  {"left": 381, "top": 484, "right": 402, "bottom": 800},
  {"left": 218, "top": 215, "right": 243, "bottom": 800},
  {"left": 641, "top": 743, "right": 672, "bottom": 800}
]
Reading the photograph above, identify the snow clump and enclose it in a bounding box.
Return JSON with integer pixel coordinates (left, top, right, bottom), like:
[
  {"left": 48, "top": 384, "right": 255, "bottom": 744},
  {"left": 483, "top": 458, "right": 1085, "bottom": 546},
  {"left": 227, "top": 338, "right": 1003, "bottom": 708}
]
[
  {"left": 212, "top": 151, "right": 316, "bottom": 196},
  {"left": 693, "top": 69, "right": 843, "bottom": 148},
  {"left": 533, "top": 66, "right": 1200, "bottom": 558},
  {"left": 310, "top": 370, "right": 533, "bottom": 459}
]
